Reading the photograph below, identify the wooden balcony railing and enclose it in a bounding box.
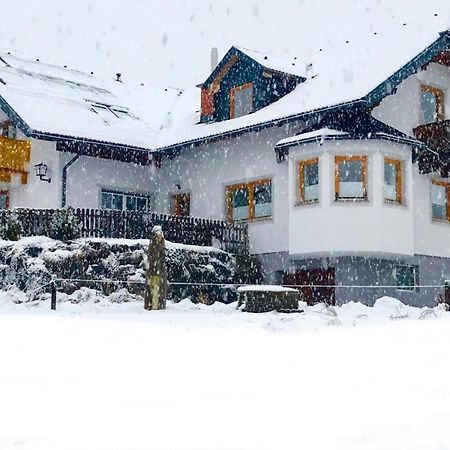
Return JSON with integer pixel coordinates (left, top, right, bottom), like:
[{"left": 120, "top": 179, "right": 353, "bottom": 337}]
[
  {"left": 413, "top": 120, "right": 450, "bottom": 176},
  {"left": 0, "top": 208, "right": 249, "bottom": 250},
  {"left": 0, "top": 136, "right": 31, "bottom": 184}
]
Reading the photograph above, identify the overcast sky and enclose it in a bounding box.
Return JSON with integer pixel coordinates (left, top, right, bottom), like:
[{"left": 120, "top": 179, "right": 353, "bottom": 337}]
[{"left": 1, "top": 0, "right": 448, "bottom": 89}]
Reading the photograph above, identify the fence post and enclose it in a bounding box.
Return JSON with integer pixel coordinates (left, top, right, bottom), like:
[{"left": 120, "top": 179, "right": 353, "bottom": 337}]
[{"left": 51, "top": 282, "right": 57, "bottom": 310}]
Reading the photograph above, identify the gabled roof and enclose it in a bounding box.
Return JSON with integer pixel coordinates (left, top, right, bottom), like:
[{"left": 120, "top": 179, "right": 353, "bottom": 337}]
[
  {"left": 0, "top": 52, "right": 182, "bottom": 150},
  {"left": 199, "top": 46, "right": 305, "bottom": 89},
  {"left": 155, "top": 28, "right": 450, "bottom": 153}
]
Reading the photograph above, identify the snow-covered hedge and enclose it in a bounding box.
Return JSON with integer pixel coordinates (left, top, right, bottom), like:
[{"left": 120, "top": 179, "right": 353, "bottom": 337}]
[{"left": 0, "top": 236, "right": 236, "bottom": 304}]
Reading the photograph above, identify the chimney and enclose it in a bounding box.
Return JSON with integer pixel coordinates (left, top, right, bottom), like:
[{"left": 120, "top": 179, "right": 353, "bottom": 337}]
[
  {"left": 211, "top": 48, "right": 218, "bottom": 71},
  {"left": 116, "top": 72, "right": 122, "bottom": 82}
]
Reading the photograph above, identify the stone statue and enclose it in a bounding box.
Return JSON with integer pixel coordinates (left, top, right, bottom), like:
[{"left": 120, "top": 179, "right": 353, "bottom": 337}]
[{"left": 144, "top": 226, "right": 168, "bottom": 310}]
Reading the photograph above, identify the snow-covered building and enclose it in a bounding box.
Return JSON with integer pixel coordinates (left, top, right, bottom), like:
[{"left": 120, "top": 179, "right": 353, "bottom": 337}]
[
  {"left": 0, "top": 51, "right": 180, "bottom": 212},
  {"left": 149, "top": 29, "right": 450, "bottom": 306},
  {"left": 0, "top": 26, "right": 449, "bottom": 306}
]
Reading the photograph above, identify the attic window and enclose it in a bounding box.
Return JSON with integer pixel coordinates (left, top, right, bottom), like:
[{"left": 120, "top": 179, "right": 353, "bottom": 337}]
[
  {"left": 89, "top": 102, "right": 133, "bottom": 120},
  {"left": 230, "top": 83, "right": 253, "bottom": 119}
]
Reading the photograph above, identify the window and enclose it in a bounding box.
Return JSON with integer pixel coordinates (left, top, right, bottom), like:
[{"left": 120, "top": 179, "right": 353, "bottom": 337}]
[
  {"left": 0, "top": 190, "right": 9, "bottom": 209},
  {"left": 396, "top": 264, "right": 418, "bottom": 291},
  {"left": 384, "top": 158, "right": 403, "bottom": 204},
  {"left": 431, "top": 180, "right": 450, "bottom": 221},
  {"left": 298, "top": 158, "right": 319, "bottom": 203},
  {"left": 171, "top": 193, "right": 191, "bottom": 217},
  {"left": 226, "top": 179, "right": 272, "bottom": 222},
  {"left": 335, "top": 156, "right": 368, "bottom": 200},
  {"left": 90, "top": 102, "right": 133, "bottom": 121},
  {"left": 101, "top": 190, "right": 154, "bottom": 212},
  {"left": 0, "top": 120, "right": 16, "bottom": 139},
  {"left": 230, "top": 83, "right": 253, "bottom": 119},
  {"left": 421, "top": 84, "right": 445, "bottom": 124}
]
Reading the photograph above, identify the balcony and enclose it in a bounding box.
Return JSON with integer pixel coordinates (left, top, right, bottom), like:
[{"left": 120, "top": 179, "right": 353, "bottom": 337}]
[
  {"left": 0, "top": 136, "right": 31, "bottom": 184},
  {"left": 413, "top": 120, "right": 450, "bottom": 177}
]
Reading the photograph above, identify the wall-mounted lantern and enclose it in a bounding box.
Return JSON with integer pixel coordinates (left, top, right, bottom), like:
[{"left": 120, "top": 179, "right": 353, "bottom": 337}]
[{"left": 35, "top": 163, "right": 51, "bottom": 183}]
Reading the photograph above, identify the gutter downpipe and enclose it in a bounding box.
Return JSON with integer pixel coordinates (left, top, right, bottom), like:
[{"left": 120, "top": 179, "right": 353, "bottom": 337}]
[{"left": 61, "top": 154, "right": 81, "bottom": 207}]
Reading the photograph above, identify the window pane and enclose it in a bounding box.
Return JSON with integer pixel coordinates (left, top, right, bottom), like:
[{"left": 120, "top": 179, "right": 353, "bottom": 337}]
[
  {"left": 303, "top": 162, "right": 319, "bottom": 201},
  {"left": 136, "top": 197, "right": 148, "bottom": 212},
  {"left": 396, "top": 265, "right": 415, "bottom": 291},
  {"left": 432, "top": 183, "right": 447, "bottom": 220},
  {"left": 232, "top": 187, "right": 249, "bottom": 221},
  {"left": 338, "top": 160, "right": 365, "bottom": 198},
  {"left": 101, "top": 192, "right": 112, "bottom": 209},
  {"left": 0, "top": 193, "right": 8, "bottom": 209},
  {"left": 421, "top": 91, "right": 437, "bottom": 124},
  {"left": 233, "top": 86, "right": 253, "bottom": 118},
  {"left": 112, "top": 194, "right": 123, "bottom": 211},
  {"left": 126, "top": 196, "right": 137, "bottom": 211},
  {"left": 254, "top": 183, "right": 272, "bottom": 218},
  {"left": 384, "top": 162, "right": 398, "bottom": 201}
]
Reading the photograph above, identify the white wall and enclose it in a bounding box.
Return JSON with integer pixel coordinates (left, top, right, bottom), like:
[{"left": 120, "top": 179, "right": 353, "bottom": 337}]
[
  {"left": 155, "top": 123, "right": 303, "bottom": 255},
  {"left": 7, "top": 136, "right": 61, "bottom": 209},
  {"left": 288, "top": 140, "right": 415, "bottom": 257},
  {"left": 65, "top": 153, "right": 158, "bottom": 208},
  {"left": 373, "top": 62, "right": 450, "bottom": 135},
  {"left": 413, "top": 167, "right": 450, "bottom": 258}
]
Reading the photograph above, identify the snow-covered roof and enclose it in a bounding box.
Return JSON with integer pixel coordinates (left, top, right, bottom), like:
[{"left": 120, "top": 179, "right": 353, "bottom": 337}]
[
  {"left": 0, "top": 52, "right": 181, "bottom": 150},
  {"left": 276, "top": 128, "right": 349, "bottom": 148},
  {"left": 155, "top": 27, "right": 450, "bottom": 151},
  {"left": 235, "top": 46, "right": 307, "bottom": 78}
]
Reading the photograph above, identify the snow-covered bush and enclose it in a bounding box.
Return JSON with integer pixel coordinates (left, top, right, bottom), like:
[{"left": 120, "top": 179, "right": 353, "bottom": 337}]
[
  {"left": 0, "top": 211, "right": 22, "bottom": 241},
  {"left": 49, "top": 206, "right": 80, "bottom": 241}
]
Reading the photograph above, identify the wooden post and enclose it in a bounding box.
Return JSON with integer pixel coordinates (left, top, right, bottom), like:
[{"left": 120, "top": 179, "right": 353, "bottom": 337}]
[
  {"left": 144, "top": 226, "right": 168, "bottom": 310},
  {"left": 445, "top": 280, "right": 450, "bottom": 306},
  {"left": 51, "top": 282, "right": 57, "bottom": 310}
]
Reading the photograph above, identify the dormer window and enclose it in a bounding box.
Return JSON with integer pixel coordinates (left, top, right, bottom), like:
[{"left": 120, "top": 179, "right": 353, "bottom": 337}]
[
  {"left": 230, "top": 83, "right": 253, "bottom": 119},
  {"left": 421, "top": 84, "right": 445, "bottom": 124}
]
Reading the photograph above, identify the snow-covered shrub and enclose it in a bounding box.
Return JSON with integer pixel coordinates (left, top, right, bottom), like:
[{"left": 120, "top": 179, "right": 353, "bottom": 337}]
[
  {"left": 49, "top": 206, "right": 80, "bottom": 241},
  {"left": 0, "top": 211, "right": 22, "bottom": 241}
]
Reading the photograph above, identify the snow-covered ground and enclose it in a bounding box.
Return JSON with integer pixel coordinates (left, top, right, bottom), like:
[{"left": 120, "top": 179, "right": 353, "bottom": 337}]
[{"left": 1, "top": 294, "right": 450, "bottom": 450}]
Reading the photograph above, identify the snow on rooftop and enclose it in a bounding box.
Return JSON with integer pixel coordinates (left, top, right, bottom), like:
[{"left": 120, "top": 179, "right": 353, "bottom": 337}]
[
  {"left": 0, "top": 52, "right": 181, "bottom": 150},
  {"left": 276, "top": 128, "right": 349, "bottom": 147},
  {"left": 236, "top": 46, "right": 307, "bottom": 78},
  {"left": 156, "top": 24, "right": 449, "bottom": 150}
]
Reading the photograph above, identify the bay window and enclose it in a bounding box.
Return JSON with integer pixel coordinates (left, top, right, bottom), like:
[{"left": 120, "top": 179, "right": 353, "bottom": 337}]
[
  {"left": 226, "top": 179, "right": 272, "bottom": 222},
  {"left": 298, "top": 158, "right": 319, "bottom": 203},
  {"left": 335, "top": 156, "right": 368, "bottom": 200},
  {"left": 384, "top": 158, "right": 403, "bottom": 204}
]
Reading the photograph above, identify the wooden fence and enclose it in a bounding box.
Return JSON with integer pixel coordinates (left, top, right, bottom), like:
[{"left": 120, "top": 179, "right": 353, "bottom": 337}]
[{"left": 0, "top": 208, "right": 248, "bottom": 249}]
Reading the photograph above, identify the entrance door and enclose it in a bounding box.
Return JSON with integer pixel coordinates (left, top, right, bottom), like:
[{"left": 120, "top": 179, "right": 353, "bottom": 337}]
[
  {"left": 283, "top": 268, "right": 335, "bottom": 305},
  {"left": 171, "top": 193, "right": 191, "bottom": 216},
  {"left": 0, "top": 190, "right": 9, "bottom": 209}
]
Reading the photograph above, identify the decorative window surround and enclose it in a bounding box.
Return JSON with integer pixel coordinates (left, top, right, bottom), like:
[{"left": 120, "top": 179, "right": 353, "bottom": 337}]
[
  {"left": 226, "top": 178, "right": 272, "bottom": 222},
  {"left": 334, "top": 155, "right": 368, "bottom": 201},
  {"left": 431, "top": 180, "right": 450, "bottom": 222},
  {"left": 384, "top": 157, "right": 403, "bottom": 204},
  {"left": 297, "top": 158, "right": 319, "bottom": 204}
]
